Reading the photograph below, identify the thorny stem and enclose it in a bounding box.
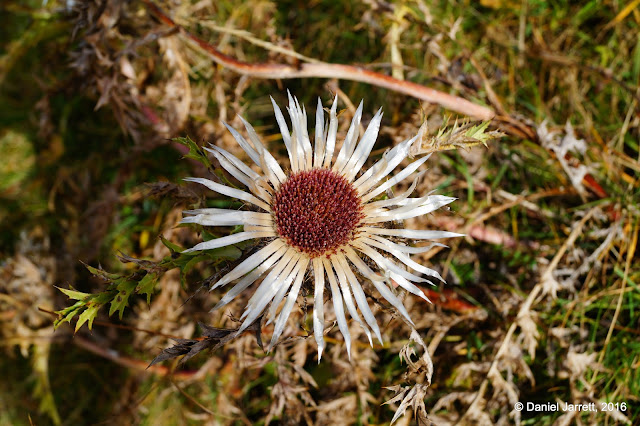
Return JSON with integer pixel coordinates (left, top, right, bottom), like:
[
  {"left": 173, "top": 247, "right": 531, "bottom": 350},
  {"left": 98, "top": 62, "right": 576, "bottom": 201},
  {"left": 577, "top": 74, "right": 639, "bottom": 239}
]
[{"left": 458, "top": 208, "right": 597, "bottom": 424}]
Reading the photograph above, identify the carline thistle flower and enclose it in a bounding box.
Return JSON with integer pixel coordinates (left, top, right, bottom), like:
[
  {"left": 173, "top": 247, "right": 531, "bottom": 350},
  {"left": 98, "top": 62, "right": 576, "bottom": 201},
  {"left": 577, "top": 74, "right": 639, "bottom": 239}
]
[{"left": 182, "top": 92, "right": 462, "bottom": 360}]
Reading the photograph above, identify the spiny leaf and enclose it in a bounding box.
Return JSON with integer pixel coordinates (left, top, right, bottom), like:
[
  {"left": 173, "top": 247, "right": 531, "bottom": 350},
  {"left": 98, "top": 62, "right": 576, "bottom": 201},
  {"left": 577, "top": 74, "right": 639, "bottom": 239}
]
[
  {"left": 148, "top": 338, "right": 217, "bottom": 367},
  {"left": 415, "top": 118, "right": 504, "bottom": 154},
  {"left": 174, "top": 136, "right": 211, "bottom": 168},
  {"left": 464, "top": 121, "right": 492, "bottom": 145},
  {"left": 181, "top": 254, "right": 209, "bottom": 276},
  {"left": 108, "top": 278, "right": 137, "bottom": 319},
  {"left": 148, "top": 320, "right": 264, "bottom": 367},
  {"left": 53, "top": 300, "right": 84, "bottom": 330},
  {"left": 136, "top": 272, "right": 159, "bottom": 304},
  {"left": 214, "top": 244, "right": 243, "bottom": 260},
  {"left": 55, "top": 286, "right": 90, "bottom": 301},
  {"left": 54, "top": 288, "right": 94, "bottom": 330},
  {"left": 73, "top": 291, "right": 114, "bottom": 331},
  {"left": 83, "top": 262, "right": 119, "bottom": 281},
  {"left": 160, "top": 235, "right": 183, "bottom": 254},
  {"left": 181, "top": 246, "right": 241, "bottom": 274},
  {"left": 117, "top": 252, "right": 157, "bottom": 269},
  {"left": 75, "top": 303, "right": 102, "bottom": 332},
  {"left": 179, "top": 253, "right": 209, "bottom": 288},
  {"left": 61, "top": 307, "right": 81, "bottom": 324}
]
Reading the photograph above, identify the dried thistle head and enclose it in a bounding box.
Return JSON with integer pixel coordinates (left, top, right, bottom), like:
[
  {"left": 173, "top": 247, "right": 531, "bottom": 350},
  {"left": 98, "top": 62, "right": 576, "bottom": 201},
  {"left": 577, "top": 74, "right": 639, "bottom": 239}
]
[{"left": 182, "top": 92, "right": 462, "bottom": 360}]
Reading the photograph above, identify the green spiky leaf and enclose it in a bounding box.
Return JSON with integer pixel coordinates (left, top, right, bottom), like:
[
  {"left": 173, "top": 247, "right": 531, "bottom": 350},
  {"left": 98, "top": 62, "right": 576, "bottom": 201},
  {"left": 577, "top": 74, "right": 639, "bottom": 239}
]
[
  {"left": 75, "top": 303, "right": 102, "bottom": 332},
  {"left": 174, "top": 136, "right": 211, "bottom": 168},
  {"left": 108, "top": 278, "right": 138, "bottom": 319},
  {"left": 160, "top": 235, "right": 183, "bottom": 254},
  {"left": 83, "top": 263, "right": 119, "bottom": 281},
  {"left": 416, "top": 118, "right": 504, "bottom": 154},
  {"left": 136, "top": 272, "right": 159, "bottom": 304},
  {"left": 464, "top": 121, "right": 492, "bottom": 146},
  {"left": 56, "top": 286, "right": 90, "bottom": 301}
]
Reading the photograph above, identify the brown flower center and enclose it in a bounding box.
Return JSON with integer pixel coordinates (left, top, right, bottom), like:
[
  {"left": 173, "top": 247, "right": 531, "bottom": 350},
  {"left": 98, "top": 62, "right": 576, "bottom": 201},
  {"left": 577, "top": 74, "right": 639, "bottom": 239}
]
[{"left": 272, "top": 169, "right": 364, "bottom": 258}]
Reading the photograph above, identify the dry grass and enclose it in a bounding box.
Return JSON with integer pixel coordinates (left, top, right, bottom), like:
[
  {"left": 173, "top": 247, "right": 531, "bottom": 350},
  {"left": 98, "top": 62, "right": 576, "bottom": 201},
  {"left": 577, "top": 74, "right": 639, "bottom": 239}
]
[{"left": 1, "top": 0, "right": 639, "bottom": 425}]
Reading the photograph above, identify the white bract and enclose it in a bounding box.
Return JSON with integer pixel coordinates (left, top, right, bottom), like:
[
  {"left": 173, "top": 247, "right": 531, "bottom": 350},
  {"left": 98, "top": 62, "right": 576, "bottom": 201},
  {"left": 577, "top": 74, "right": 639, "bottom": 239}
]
[{"left": 183, "top": 92, "right": 462, "bottom": 360}]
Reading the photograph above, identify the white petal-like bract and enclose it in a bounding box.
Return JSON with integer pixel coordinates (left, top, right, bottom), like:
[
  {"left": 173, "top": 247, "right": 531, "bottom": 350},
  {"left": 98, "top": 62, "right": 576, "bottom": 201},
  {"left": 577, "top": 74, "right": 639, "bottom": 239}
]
[{"left": 182, "top": 93, "right": 462, "bottom": 360}]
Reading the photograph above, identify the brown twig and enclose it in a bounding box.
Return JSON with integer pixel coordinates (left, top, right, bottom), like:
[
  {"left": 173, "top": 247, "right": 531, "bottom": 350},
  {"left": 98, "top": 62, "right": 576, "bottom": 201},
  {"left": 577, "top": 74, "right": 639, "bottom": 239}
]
[
  {"left": 72, "top": 335, "right": 198, "bottom": 380},
  {"left": 40, "top": 307, "right": 198, "bottom": 379},
  {"left": 141, "top": 0, "right": 615, "bottom": 203},
  {"left": 139, "top": 1, "right": 542, "bottom": 141},
  {"left": 142, "top": 0, "right": 495, "bottom": 121}
]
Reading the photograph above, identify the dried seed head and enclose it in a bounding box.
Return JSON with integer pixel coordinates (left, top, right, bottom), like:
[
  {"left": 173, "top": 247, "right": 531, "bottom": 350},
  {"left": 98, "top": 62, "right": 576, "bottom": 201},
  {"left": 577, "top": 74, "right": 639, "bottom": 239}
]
[{"left": 272, "top": 168, "right": 364, "bottom": 258}]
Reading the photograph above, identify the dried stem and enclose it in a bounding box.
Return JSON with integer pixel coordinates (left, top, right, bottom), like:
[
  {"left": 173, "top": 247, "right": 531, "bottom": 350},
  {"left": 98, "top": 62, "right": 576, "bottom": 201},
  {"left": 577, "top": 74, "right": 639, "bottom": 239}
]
[
  {"left": 73, "top": 335, "right": 197, "bottom": 380},
  {"left": 142, "top": 0, "right": 495, "bottom": 121},
  {"left": 458, "top": 208, "right": 598, "bottom": 423}
]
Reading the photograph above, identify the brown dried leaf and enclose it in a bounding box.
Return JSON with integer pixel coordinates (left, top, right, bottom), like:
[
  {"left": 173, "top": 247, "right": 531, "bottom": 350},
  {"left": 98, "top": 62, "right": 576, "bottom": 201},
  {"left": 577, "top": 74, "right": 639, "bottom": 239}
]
[{"left": 147, "top": 319, "right": 263, "bottom": 367}]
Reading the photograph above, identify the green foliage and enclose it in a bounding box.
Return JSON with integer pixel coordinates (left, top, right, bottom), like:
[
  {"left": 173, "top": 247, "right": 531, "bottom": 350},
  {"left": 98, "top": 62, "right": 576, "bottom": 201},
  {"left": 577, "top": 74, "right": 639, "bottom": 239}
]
[
  {"left": 417, "top": 119, "right": 504, "bottom": 155},
  {"left": 175, "top": 136, "right": 212, "bottom": 169},
  {"left": 55, "top": 284, "right": 121, "bottom": 332},
  {"left": 54, "top": 236, "right": 242, "bottom": 331},
  {"left": 135, "top": 271, "right": 159, "bottom": 304}
]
